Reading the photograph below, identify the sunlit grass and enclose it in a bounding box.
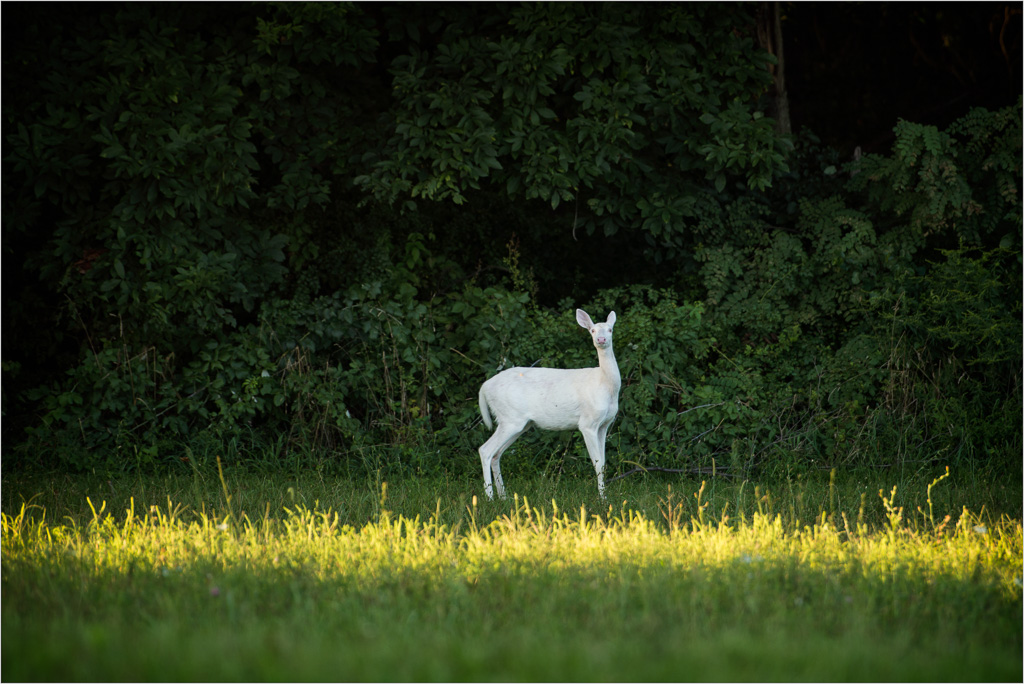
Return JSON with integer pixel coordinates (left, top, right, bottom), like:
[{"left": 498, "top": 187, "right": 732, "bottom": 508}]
[{"left": 2, "top": 469, "right": 1021, "bottom": 681}]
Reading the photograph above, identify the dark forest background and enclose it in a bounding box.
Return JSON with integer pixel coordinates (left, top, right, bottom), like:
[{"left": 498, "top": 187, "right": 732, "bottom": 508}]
[{"left": 3, "top": 2, "right": 1021, "bottom": 478}]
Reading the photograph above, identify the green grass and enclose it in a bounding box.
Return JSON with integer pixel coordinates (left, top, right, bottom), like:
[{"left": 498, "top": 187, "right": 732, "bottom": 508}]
[{"left": 2, "top": 466, "right": 1021, "bottom": 681}]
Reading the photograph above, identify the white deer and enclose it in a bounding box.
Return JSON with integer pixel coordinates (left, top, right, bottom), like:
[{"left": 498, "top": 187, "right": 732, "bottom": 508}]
[{"left": 477, "top": 309, "right": 620, "bottom": 500}]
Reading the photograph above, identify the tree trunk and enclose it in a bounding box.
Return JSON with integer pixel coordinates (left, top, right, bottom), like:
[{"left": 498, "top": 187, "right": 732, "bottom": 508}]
[{"left": 758, "top": 1, "right": 792, "bottom": 136}]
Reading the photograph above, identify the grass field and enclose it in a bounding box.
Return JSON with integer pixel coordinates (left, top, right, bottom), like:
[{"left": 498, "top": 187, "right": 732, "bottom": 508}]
[{"left": 2, "top": 465, "right": 1021, "bottom": 681}]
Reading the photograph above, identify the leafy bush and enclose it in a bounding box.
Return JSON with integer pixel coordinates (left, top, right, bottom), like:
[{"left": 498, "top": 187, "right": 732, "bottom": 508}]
[{"left": 875, "top": 248, "right": 1022, "bottom": 467}]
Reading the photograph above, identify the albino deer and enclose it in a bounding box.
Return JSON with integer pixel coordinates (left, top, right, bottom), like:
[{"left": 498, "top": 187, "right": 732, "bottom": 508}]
[{"left": 477, "top": 309, "right": 620, "bottom": 500}]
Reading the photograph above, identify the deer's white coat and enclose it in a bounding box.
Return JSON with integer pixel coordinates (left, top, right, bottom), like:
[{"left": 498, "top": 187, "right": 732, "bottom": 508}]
[{"left": 477, "top": 309, "right": 620, "bottom": 499}]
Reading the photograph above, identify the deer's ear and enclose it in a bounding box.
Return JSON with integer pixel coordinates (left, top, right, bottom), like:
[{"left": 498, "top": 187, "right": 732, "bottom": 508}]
[
  {"left": 576, "top": 309, "right": 594, "bottom": 330},
  {"left": 607, "top": 311, "right": 616, "bottom": 327}
]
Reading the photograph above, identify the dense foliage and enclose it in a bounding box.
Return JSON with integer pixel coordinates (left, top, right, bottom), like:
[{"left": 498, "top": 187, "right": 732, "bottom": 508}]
[{"left": 3, "top": 3, "right": 1021, "bottom": 477}]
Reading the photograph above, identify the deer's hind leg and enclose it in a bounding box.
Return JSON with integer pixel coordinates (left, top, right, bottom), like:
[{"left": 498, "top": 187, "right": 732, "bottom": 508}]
[{"left": 479, "top": 421, "right": 528, "bottom": 499}]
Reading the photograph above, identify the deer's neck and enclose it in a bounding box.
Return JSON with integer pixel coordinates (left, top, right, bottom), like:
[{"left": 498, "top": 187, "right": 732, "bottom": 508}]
[{"left": 596, "top": 346, "right": 621, "bottom": 393}]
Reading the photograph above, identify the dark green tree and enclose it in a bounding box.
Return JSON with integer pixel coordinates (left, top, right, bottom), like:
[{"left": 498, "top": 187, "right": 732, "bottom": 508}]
[
  {"left": 358, "top": 3, "right": 791, "bottom": 254},
  {"left": 3, "top": 3, "right": 1018, "bottom": 478}
]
